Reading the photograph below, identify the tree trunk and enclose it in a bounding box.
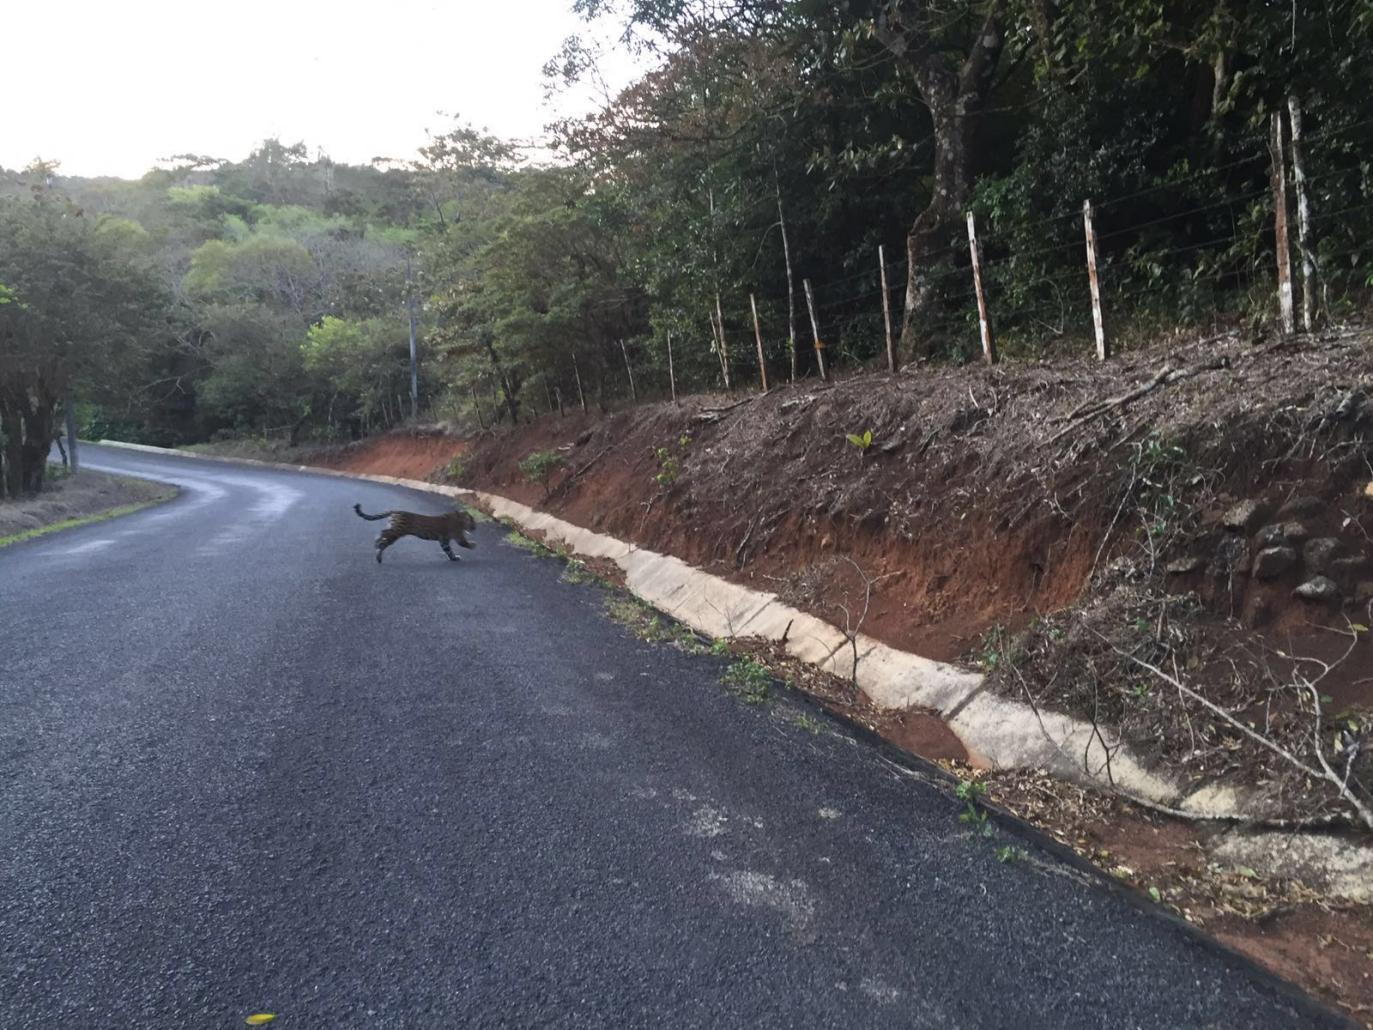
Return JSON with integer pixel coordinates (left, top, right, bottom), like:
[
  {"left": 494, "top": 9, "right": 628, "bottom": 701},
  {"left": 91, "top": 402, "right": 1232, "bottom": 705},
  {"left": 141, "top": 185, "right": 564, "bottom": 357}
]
[
  {"left": 482, "top": 338, "right": 520, "bottom": 424},
  {"left": 63, "top": 393, "right": 79, "bottom": 474},
  {"left": 0, "top": 404, "right": 22, "bottom": 499},
  {"left": 881, "top": 1, "right": 1007, "bottom": 361},
  {"left": 19, "top": 398, "right": 55, "bottom": 494},
  {"left": 900, "top": 92, "right": 969, "bottom": 358}
]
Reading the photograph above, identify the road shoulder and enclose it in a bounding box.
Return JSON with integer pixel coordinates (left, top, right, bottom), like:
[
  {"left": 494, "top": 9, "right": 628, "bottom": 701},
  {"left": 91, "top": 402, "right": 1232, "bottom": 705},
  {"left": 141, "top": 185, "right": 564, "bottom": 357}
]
[{"left": 0, "top": 467, "right": 177, "bottom": 548}]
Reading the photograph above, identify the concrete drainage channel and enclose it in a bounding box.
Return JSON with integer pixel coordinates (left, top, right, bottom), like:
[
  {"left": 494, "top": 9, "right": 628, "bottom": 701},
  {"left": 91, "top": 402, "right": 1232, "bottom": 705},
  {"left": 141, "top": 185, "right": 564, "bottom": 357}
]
[{"left": 97, "top": 440, "right": 1373, "bottom": 899}]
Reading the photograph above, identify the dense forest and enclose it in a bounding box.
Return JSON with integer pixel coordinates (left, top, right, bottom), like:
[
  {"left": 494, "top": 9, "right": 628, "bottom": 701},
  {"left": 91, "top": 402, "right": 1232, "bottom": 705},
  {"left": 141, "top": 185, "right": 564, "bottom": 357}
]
[{"left": 3, "top": 0, "right": 1371, "bottom": 496}]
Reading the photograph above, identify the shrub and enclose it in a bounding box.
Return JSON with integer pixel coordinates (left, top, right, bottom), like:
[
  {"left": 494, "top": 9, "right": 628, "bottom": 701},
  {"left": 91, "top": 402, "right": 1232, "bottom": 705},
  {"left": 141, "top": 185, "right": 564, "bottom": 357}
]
[{"left": 518, "top": 450, "right": 566, "bottom": 496}]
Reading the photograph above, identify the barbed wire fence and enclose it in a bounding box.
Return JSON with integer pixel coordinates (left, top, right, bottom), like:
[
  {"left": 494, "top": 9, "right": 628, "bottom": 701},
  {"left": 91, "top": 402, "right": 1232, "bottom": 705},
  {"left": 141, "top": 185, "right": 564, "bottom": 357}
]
[{"left": 509, "top": 98, "right": 1370, "bottom": 422}]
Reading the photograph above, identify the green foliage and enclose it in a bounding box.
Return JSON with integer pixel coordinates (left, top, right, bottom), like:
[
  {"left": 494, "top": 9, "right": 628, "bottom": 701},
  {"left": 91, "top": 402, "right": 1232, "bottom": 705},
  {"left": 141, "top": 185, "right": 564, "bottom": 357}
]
[
  {"left": 518, "top": 450, "right": 567, "bottom": 495},
  {"left": 440, "top": 455, "right": 467, "bottom": 484},
  {"left": 1126, "top": 434, "right": 1197, "bottom": 548},
  {"left": 601, "top": 593, "right": 707, "bottom": 652},
  {"left": 0, "top": 184, "right": 169, "bottom": 494},
  {"left": 955, "top": 779, "right": 995, "bottom": 838},
  {"left": 504, "top": 528, "right": 559, "bottom": 559},
  {"left": 976, "top": 624, "right": 1019, "bottom": 673},
  {"left": 653, "top": 432, "right": 693, "bottom": 487},
  {"left": 722, "top": 659, "right": 772, "bottom": 704},
  {"left": 781, "top": 707, "right": 824, "bottom": 734},
  {"left": 653, "top": 448, "right": 679, "bottom": 486},
  {"left": 8, "top": 0, "right": 1373, "bottom": 454},
  {"left": 845, "top": 429, "right": 874, "bottom": 455},
  {"left": 560, "top": 558, "right": 600, "bottom": 586}
]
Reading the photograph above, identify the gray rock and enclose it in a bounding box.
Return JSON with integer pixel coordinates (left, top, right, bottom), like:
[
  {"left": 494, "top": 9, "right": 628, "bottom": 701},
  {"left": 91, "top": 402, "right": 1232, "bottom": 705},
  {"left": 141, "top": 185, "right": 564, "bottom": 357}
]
[
  {"left": 1211, "top": 537, "right": 1250, "bottom": 575},
  {"left": 1330, "top": 556, "right": 1371, "bottom": 586},
  {"left": 1280, "top": 520, "right": 1312, "bottom": 544},
  {"left": 1222, "top": 499, "right": 1268, "bottom": 533},
  {"left": 1278, "top": 495, "right": 1323, "bottom": 520},
  {"left": 1166, "top": 555, "right": 1205, "bottom": 574},
  {"left": 1252, "top": 546, "right": 1297, "bottom": 580},
  {"left": 1301, "top": 537, "right": 1342, "bottom": 575},
  {"left": 1357, "top": 581, "right": 1373, "bottom": 604},
  {"left": 1254, "top": 520, "right": 1310, "bottom": 547},
  {"left": 1293, "top": 576, "right": 1340, "bottom": 602}
]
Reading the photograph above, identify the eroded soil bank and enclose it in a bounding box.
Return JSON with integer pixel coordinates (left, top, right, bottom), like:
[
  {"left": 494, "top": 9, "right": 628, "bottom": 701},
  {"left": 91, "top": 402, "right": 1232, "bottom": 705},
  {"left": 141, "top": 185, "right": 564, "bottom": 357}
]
[{"left": 459, "top": 329, "right": 1373, "bottom": 822}]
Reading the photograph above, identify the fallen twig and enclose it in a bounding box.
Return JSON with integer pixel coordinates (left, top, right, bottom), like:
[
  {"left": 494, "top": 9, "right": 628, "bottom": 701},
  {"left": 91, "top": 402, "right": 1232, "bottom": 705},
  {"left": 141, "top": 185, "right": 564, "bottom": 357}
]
[
  {"left": 1105, "top": 633, "right": 1372, "bottom": 831},
  {"left": 694, "top": 397, "right": 755, "bottom": 423},
  {"left": 1047, "top": 355, "right": 1231, "bottom": 445}
]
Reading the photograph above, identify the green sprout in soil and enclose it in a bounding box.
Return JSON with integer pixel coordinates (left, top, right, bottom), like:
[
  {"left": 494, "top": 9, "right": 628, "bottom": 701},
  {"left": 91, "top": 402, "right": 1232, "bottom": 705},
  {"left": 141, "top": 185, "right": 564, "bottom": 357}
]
[
  {"left": 780, "top": 707, "right": 824, "bottom": 734},
  {"left": 845, "top": 429, "right": 875, "bottom": 459},
  {"left": 722, "top": 659, "right": 772, "bottom": 704},
  {"left": 955, "top": 779, "right": 995, "bottom": 838}
]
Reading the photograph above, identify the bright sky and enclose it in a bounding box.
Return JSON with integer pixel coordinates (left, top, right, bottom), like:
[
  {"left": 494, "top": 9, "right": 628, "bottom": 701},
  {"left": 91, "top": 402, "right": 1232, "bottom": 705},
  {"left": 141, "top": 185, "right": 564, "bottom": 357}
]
[{"left": 1, "top": 0, "right": 641, "bottom": 179}]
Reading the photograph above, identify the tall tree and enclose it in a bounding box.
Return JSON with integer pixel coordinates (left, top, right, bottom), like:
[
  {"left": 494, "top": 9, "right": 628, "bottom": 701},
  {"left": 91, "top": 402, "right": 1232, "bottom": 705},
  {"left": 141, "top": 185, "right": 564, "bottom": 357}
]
[{"left": 0, "top": 179, "right": 169, "bottom": 494}]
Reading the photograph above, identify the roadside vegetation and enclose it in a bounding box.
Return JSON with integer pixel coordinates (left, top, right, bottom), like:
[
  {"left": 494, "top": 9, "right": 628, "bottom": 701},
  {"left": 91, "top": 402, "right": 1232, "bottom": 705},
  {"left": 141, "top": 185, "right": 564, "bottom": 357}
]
[{"left": 0, "top": 467, "right": 175, "bottom": 546}]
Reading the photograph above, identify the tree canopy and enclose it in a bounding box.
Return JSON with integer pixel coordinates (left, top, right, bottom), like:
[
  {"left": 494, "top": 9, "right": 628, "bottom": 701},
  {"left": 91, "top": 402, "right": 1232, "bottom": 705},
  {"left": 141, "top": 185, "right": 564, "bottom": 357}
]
[{"left": 2, "top": 1, "right": 1370, "bottom": 493}]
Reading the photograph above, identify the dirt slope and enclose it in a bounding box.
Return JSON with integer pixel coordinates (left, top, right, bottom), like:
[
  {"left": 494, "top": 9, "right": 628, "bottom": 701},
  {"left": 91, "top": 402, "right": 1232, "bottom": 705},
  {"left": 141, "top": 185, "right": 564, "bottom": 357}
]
[
  {"left": 470, "top": 331, "right": 1373, "bottom": 816},
  {"left": 308, "top": 429, "right": 466, "bottom": 481}
]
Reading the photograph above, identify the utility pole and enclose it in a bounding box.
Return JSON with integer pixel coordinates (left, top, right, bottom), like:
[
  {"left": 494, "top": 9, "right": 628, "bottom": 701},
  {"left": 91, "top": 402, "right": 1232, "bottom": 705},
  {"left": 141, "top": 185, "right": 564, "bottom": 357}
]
[{"left": 405, "top": 256, "right": 419, "bottom": 420}]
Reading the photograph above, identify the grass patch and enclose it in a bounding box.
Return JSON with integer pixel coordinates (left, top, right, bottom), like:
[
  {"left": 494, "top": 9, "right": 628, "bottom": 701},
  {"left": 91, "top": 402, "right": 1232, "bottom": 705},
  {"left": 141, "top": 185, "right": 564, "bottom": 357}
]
[
  {"left": 778, "top": 706, "right": 824, "bottom": 734},
  {"left": 722, "top": 658, "right": 773, "bottom": 704},
  {"left": 504, "top": 528, "right": 558, "bottom": 557},
  {"left": 602, "top": 594, "right": 708, "bottom": 653},
  {"left": 0, "top": 493, "right": 176, "bottom": 549},
  {"left": 560, "top": 558, "right": 605, "bottom": 587}
]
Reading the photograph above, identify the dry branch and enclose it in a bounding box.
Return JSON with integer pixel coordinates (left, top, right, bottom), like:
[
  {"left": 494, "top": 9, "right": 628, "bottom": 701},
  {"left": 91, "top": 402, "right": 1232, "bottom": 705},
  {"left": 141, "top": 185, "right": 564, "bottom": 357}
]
[{"left": 1107, "top": 635, "right": 1372, "bottom": 831}]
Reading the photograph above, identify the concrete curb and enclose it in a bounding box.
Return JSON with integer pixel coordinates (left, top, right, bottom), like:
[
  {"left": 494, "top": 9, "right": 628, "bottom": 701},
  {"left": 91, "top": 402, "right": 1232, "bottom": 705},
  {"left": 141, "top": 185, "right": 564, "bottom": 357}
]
[{"left": 87, "top": 440, "right": 1334, "bottom": 826}]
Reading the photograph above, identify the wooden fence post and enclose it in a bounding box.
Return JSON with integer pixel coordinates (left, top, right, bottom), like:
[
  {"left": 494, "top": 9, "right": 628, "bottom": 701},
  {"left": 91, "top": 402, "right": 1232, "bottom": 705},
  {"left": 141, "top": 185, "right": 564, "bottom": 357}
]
[
  {"left": 802, "top": 279, "right": 828, "bottom": 381},
  {"left": 619, "top": 339, "right": 638, "bottom": 402},
  {"left": 749, "top": 293, "right": 770, "bottom": 393},
  {"left": 776, "top": 174, "right": 799, "bottom": 383},
  {"left": 713, "top": 293, "right": 733, "bottom": 390},
  {"left": 666, "top": 332, "right": 678, "bottom": 405},
  {"left": 965, "top": 212, "right": 997, "bottom": 364},
  {"left": 879, "top": 244, "right": 897, "bottom": 373},
  {"left": 1270, "top": 111, "right": 1296, "bottom": 337},
  {"left": 708, "top": 310, "right": 725, "bottom": 387},
  {"left": 571, "top": 354, "right": 587, "bottom": 413},
  {"left": 1287, "top": 96, "right": 1317, "bottom": 332},
  {"left": 1083, "top": 199, "right": 1108, "bottom": 361}
]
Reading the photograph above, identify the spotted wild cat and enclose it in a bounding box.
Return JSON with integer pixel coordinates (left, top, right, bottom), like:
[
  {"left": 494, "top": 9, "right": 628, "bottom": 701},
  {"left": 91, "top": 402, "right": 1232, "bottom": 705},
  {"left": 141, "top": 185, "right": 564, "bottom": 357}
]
[{"left": 354, "top": 503, "right": 476, "bottom": 563}]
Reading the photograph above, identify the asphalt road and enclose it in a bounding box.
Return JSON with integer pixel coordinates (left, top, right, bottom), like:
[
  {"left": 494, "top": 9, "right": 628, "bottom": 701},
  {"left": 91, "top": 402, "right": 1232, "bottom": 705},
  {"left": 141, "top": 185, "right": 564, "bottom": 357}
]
[{"left": 0, "top": 444, "right": 1343, "bottom": 1028}]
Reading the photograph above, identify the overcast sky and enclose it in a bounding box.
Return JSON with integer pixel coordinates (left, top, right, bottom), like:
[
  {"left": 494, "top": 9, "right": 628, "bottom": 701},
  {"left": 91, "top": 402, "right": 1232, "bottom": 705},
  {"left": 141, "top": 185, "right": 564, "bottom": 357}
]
[{"left": 2, "top": 0, "right": 640, "bottom": 179}]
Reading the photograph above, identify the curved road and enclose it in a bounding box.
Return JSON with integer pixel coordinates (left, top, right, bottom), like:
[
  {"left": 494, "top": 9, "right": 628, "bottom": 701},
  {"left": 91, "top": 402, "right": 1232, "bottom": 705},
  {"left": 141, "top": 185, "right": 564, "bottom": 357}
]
[{"left": 0, "top": 445, "right": 1343, "bottom": 1028}]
